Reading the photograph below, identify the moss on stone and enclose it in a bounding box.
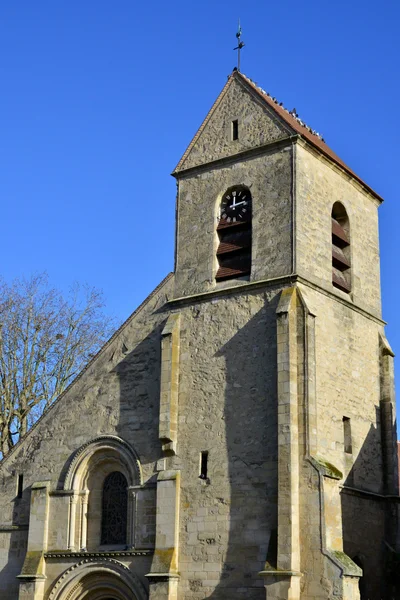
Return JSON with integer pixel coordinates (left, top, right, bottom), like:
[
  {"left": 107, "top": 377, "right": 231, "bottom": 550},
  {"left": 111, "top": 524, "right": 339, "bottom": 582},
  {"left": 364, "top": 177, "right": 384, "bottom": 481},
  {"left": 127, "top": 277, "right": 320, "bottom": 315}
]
[
  {"left": 20, "top": 551, "right": 44, "bottom": 576},
  {"left": 331, "top": 551, "right": 362, "bottom": 577},
  {"left": 313, "top": 456, "right": 343, "bottom": 480}
]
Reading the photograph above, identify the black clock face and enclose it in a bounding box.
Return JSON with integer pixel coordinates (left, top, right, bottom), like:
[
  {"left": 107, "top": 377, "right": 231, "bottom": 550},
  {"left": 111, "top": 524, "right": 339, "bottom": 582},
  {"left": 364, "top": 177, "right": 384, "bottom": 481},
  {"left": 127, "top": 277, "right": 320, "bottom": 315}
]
[{"left": 220, "top": 188, "right": 251, "bottom": 223}]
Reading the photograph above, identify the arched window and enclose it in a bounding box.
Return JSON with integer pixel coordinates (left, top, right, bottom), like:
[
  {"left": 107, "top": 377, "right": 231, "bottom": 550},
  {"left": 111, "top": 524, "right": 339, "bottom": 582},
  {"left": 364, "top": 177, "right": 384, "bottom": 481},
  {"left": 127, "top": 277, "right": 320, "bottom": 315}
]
[
  {"left": 101, "top": 471, "right": 128, "bottom": 545},
  {"left": 331, "top": 202, "right": 351, "bottom": 293},
  {"left": 216, "top": 185, "right": 252, "bottom": 281}
]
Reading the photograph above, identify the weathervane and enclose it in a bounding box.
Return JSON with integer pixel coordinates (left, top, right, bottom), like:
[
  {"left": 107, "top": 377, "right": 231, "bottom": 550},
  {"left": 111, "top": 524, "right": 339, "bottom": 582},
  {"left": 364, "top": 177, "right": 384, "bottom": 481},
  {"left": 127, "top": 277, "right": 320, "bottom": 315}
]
[{"left": 234, "top": 19, "right": 245, "bottom": 71}]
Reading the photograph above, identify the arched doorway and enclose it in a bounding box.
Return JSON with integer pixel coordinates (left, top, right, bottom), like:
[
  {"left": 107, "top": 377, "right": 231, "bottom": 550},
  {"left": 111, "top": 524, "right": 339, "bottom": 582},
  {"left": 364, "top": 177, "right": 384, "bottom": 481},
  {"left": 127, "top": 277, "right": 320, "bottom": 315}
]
[
  {"left": 48, "top": 559, "right": 148, "bottom": 600},
  {"left": 69, "top": 572, "right": 134, "bottom": 599}
]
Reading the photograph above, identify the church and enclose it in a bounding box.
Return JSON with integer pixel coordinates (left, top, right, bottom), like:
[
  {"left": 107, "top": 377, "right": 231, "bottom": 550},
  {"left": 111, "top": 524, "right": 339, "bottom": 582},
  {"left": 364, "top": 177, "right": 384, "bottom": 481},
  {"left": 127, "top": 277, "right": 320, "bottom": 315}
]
[{"left": 0, "top": 68, "right": 399, "bottom": 600}]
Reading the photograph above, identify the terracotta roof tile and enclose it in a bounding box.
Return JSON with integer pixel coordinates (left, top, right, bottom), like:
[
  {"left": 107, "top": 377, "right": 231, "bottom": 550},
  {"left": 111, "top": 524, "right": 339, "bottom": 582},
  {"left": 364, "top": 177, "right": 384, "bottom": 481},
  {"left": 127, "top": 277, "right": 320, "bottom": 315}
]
[
  {"left": 237, "top": 72, "right": 382, "bottom": 202},
  {"left": 174, "top": 70, "right": 382, "bottom": 203}
]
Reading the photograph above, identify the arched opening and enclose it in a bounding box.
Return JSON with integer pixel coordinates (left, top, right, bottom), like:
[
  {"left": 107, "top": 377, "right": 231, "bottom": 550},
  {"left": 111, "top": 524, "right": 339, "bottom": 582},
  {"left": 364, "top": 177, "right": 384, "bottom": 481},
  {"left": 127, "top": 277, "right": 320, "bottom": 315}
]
[
  {"left": 331, "top": 202, "right": 351, "bottom": 293},
  {"left": 48, "top": 559, "right": 148, "bottom": 600},
  {"left": 216, "top": 185, "right": 252, "bottom": 281},
  {"left": 62, "top": 436, "right": 141, "bottom": 552},
  {"left": 101, "top": 472, "right": 128, "bottom": 546}
]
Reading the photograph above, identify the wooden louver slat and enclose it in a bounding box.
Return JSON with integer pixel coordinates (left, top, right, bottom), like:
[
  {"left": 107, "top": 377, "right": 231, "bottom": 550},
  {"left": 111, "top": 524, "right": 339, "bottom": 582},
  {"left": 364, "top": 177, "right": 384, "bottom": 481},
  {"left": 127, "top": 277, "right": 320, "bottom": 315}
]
[
  {"left": 332, "top": 245, "right": 351, "bottom": 271},
  {"left": 331, "top": 214, "right": 351, "bottom": 293},
  {"left": 216, "top": 265, "right": 250, "bottom": 280},
  {"left": 332, "top": 268, "right": 351, "bottom": 293},
  {"left": 332, "top": 218, "right": 350, "bottom": 246}
]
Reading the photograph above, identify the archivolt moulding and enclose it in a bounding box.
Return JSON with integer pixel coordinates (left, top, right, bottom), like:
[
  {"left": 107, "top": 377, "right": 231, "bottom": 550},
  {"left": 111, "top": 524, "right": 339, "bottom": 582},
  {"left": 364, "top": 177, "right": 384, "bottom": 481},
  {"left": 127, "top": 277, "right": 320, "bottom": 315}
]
[
  {"left": 47, "top": 558, "right": 148, "bottom": 600},
  {"left": 63, "top": 435, "right": 142, "bottom": 491}
]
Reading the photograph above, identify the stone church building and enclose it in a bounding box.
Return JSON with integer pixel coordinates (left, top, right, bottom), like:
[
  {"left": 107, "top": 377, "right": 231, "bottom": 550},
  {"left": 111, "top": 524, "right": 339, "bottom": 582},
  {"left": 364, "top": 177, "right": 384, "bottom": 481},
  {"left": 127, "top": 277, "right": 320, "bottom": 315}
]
[{"left": 0, "top": 69, "right": 399, "bottom": 600}]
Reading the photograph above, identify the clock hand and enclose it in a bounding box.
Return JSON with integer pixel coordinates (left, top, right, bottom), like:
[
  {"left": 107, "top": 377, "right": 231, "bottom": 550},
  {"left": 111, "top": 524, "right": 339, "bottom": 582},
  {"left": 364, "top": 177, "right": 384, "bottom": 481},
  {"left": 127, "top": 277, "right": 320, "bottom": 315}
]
[{"left": 233, "top": 200, "right": 247, "bottom": 207}]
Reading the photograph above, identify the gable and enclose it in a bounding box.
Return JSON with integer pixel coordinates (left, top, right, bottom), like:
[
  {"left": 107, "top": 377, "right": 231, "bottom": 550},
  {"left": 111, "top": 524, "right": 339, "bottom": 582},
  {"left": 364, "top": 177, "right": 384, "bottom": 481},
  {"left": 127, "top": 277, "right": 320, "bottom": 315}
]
[
  {"left": 175, "top": 75, "right": 292, "bottom": 172},
  {"left": 0, "top": 273, "right": 174, "bottom": 480},
  {"left": 174, "top": 71, "right": 382, "bottom": 202}
]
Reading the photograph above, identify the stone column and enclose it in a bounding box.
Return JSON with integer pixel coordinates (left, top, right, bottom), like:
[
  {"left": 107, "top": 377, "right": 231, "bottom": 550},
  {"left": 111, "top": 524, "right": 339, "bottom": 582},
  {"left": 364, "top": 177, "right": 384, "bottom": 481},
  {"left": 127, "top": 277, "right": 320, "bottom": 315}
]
[
  {"left": 276, "top": 289, "right": 301, "bottom": 570},
  {"left": 379, "top": 334, "right": 398, "bottom": 496},
  {"left": 17, "top": 480, "right": 50, "bottom": 600},
  {"left": 80, "top": 490, "right": 89, "bottom": 551},
  {"left": 159, "top": 314, "right": 180, "bottom": 456},
  {"left": 68, "top": 494, "right": 78, "bottom": 551},
  {"left": 127, "top": 487, "right": 137, "bottom": 549},
  {"left": 260, "top": 288, "right": 301, "bottom": 600},
  {"left": 146, "top": 470, "right": 181, "bottom": 600}
]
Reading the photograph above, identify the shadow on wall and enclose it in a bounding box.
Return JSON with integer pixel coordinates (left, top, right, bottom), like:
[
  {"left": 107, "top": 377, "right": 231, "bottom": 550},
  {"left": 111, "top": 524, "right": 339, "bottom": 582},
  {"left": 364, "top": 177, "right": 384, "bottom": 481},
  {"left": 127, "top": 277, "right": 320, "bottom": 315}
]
[
  {"left": 112, "top": 322, "right": 166, "bottom": 480},
  {"left": 57, "top": 323, "right": 166, "bottom": 491},
  {"left": 54, "top": 323, "right": 166, "bottom": 564},
  {"left": 341, "top": 407, "right": 400, "bottom": 600},
  {"left": 180, "top": 293, "right": 280, "bottom": 600}
]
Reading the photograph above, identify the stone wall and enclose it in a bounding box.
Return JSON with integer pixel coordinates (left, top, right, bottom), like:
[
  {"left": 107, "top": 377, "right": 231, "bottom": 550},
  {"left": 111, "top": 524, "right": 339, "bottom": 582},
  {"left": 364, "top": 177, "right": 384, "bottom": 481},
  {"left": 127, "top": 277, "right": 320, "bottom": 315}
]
[
  {"left": 0, "top": 275, "right": 174, "bottom": 599},
  {"left": 178, "top": 77, "right": 290, "bottom": 172},
  {"left": 175, "top": 146, "right": 293, "bottom": 298},
  {"left": 171, "top": 288, "right": 281, "bottom": 599},
  {"left": 0, "top": 277, "right": 283, "bottom": 600},
  {"left": 299, "top": 284, "right": 384, "bottom": 491},
  {"left": 295, "top": 142, "right": 382, "bottom": 318}
]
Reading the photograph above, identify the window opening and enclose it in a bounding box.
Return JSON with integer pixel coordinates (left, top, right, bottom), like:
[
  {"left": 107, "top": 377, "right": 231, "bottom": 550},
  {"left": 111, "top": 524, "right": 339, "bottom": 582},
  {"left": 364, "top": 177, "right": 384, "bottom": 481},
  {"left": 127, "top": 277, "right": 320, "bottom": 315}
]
[
  {"left": 332, "top": 203, "right": 351, "bottom": 293},
  {"left": 216, "top": 186, "right": 252, "bottom": 281},
  {"left": 199, "top": 451, "right": 209, "bottom": 480},
  {"left": 231, "top": 119, "right": 239, "bottom": 141},
  {"left": 101, "top": 471, "right": 128, "bottom": 545},
  {"left": 17, "top": 474, "right": 23, "bottom": 499},
  {"left": 343, "top": 417, "right": 352, "bottom": 454}
]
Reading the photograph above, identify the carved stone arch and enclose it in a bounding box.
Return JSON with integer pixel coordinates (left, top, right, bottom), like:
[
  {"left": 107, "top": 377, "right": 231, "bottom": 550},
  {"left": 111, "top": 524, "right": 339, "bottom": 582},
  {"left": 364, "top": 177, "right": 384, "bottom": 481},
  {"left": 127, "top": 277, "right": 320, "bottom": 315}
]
[
  {"left": 62, "top": 436, "right": 142, "bottom": 552},
  {"left": 48, "top": 558, "right": 148, "bottom": 600},
  {"left": 63, "top": 435, "right": 142, "bottom": 491}
]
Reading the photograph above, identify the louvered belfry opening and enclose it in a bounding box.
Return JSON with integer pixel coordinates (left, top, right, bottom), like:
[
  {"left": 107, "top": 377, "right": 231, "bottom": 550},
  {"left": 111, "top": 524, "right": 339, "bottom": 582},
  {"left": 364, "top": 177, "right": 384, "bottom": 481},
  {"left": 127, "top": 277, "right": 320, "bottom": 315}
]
[
  {"left": 216, "top": 186, "right": 252, "bottom": 281},
  {"left": 332, "top": 202, "right": 351, "bottom": 293}
]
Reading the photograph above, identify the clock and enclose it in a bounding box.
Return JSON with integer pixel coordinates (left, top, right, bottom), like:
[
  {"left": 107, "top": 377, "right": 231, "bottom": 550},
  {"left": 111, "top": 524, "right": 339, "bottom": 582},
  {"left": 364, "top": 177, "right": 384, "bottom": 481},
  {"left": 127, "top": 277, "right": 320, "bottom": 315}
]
[{"left": 220, "top": 188, "right": 251, "bottom": 223}]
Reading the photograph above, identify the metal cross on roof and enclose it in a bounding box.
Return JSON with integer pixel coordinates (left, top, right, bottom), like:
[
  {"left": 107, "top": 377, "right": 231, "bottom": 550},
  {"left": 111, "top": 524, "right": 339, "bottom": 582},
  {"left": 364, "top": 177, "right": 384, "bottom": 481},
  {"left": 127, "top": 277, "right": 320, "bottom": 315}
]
[{"left": 234, "top": 19, "right": 245, "bottom": 72}]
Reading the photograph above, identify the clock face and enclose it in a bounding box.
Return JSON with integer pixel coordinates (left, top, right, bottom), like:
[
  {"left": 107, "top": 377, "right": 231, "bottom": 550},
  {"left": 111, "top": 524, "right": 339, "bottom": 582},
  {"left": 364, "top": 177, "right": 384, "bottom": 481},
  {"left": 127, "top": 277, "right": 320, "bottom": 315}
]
[{"left": 220, "top": 188, "right": 251, "bottom": 223}]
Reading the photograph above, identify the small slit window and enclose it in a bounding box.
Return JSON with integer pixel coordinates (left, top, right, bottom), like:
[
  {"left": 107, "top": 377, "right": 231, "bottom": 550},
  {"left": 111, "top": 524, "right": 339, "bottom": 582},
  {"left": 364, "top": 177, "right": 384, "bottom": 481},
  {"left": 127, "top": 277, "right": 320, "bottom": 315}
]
[
  {"left": 332, "top": 203, "right": 351, "bottom": 293},
  {"left": 199, "top": 451, "right": 209, "bottom": 480},
  {"left": 216, "top": 186, "right": 252, "bottom": 282},
  {"left": 231, "top": 119, "right": 239, "bottom": 141},
  {"left": 343, "top": 417, "right": 352, "bottom": 454},
  {"left": 17, "top": 474, "right": 23, "bottom": 499}
]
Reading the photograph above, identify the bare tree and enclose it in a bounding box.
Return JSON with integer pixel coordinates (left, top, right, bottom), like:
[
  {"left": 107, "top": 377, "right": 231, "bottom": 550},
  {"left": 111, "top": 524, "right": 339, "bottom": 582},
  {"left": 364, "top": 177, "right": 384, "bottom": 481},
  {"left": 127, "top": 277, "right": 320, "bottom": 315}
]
[{"left": 0, "top": 273, "right": 115, "bottom": 457}]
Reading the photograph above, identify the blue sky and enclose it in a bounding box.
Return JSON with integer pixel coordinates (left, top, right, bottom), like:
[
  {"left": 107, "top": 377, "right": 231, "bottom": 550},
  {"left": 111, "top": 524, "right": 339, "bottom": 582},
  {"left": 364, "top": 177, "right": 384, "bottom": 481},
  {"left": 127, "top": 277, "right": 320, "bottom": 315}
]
[{"left": 1, "top": 2, "right": 399, "bottom": 429}]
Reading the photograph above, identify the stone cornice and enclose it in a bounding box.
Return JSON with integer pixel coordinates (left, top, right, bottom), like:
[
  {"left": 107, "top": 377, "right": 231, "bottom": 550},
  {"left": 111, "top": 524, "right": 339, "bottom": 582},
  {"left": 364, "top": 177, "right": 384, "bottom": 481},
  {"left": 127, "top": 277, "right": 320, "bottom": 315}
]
[
  {"left": 44, "top": 550, "right": 153, "bottom": 559},
  {"left": 340, "top": 484, "right": 400, "bottom": 502},
  {"left": 166, "top": 274, "right": 385, "bottom": 326},
  {"left": 172, "top": 135, "right": 295, "bottom": 179}
]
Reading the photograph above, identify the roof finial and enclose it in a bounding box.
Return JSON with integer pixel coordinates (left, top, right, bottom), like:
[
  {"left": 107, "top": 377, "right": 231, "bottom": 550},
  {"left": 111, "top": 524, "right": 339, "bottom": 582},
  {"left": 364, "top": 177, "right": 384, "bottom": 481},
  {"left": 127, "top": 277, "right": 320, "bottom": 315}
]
[{"left": 233, "top": 19, "right": 245, "bottom": 72}]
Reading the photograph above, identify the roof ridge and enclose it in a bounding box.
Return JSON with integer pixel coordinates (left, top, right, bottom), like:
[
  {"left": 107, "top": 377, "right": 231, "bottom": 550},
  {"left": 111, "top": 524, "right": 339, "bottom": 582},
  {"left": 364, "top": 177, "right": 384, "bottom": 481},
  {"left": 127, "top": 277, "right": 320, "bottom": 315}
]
[
  {"left": 239, "top": 72, "right": 325, "bottom": 141},
  {"left": 173, "top": 69, "right": 382, "bottom": 201},
  {"left": 235, "top": 71, "right": 382, "bottom": 202}
]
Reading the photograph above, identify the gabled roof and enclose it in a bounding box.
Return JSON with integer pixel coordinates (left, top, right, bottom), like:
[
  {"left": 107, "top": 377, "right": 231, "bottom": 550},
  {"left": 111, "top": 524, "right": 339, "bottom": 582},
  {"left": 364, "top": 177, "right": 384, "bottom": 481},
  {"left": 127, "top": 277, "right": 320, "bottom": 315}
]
[{"left": 174, "top": 70, "right": 382, "bottom": 203}]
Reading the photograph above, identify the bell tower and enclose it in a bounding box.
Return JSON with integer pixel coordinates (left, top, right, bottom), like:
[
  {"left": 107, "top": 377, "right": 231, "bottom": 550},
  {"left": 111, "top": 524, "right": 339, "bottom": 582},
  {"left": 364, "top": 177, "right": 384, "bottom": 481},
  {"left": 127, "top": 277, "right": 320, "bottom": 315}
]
[{"left": 168, "top": 69, "right": 399, "bottom": 600}]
